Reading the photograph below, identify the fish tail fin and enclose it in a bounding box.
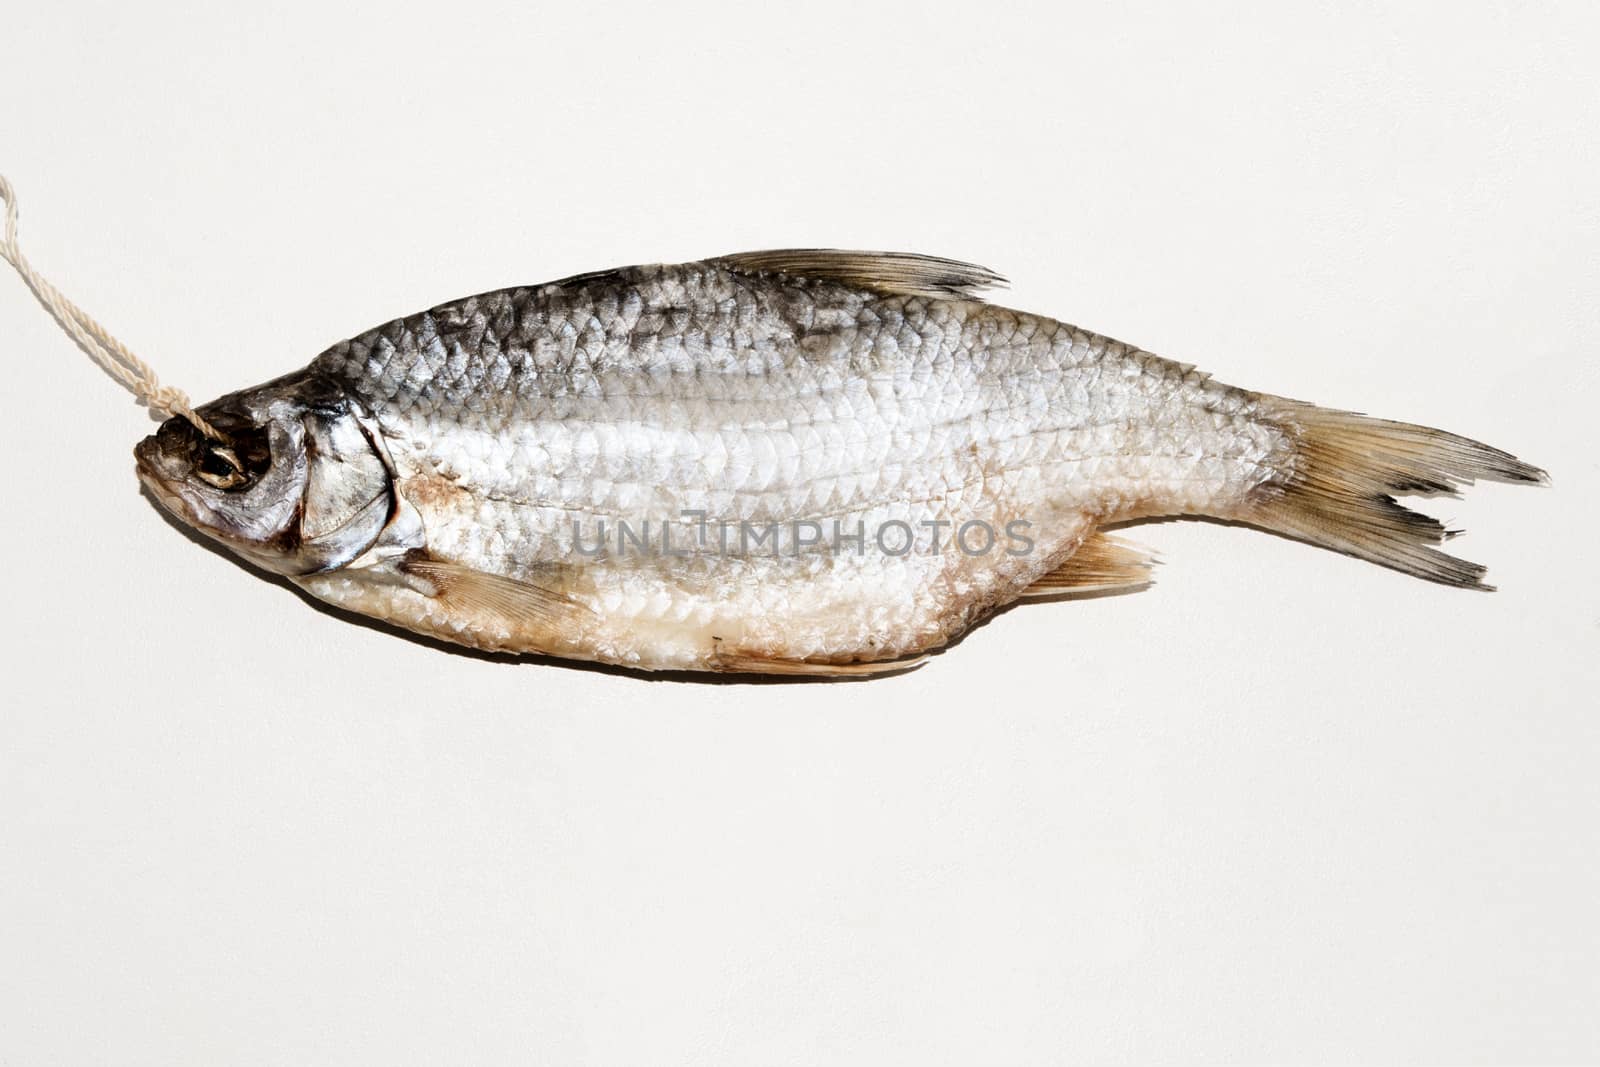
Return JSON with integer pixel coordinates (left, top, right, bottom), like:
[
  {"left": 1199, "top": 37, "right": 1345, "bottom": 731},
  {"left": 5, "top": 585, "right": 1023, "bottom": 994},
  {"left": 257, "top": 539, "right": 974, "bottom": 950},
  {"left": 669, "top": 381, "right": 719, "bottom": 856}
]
[{"left": 1242, "top": 399, "right": 1547, "bottom": 589}]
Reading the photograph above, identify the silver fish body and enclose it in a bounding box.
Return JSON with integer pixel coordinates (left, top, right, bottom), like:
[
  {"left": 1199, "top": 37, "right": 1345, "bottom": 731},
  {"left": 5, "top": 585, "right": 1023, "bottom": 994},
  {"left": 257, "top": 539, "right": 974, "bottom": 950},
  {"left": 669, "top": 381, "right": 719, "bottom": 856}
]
[{"left": 135, "top": 251, "right": 1543, "bottom": 675}]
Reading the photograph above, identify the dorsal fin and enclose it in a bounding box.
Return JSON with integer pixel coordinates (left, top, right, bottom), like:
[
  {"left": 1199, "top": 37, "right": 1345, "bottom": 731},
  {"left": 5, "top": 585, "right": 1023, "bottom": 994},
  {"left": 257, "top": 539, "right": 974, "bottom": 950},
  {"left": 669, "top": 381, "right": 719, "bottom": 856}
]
[{"left": 712, "top": 249, "right": 1006, "bottom": 300}]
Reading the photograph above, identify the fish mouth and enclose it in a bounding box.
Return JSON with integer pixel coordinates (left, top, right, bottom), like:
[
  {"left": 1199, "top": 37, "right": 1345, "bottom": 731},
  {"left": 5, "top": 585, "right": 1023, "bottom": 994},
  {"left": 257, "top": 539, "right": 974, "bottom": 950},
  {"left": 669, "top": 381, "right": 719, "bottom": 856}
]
[
  {"left": 134, "top": 433, "right": 200, "bottom": 526},
  {"left": 135, "top": 434, "right": 170, "bottom": 494},
  {"left": 133, "top": 434, "right": 161, "bottom": 481}
]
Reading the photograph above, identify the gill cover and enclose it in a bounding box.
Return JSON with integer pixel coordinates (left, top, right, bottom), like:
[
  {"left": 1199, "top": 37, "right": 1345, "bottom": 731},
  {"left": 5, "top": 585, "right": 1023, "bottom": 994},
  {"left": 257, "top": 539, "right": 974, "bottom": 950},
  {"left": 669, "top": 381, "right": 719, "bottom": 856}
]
[{"left": 297, "top": 411, "right": 394, "bottom": 572}]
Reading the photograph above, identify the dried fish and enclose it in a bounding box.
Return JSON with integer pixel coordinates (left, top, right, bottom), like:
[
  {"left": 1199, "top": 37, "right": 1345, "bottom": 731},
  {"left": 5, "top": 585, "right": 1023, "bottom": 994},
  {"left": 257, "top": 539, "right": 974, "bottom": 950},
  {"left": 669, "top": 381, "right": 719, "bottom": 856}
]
[{"left": 123, "top": 250, "right": 1543, "bottom": 674}]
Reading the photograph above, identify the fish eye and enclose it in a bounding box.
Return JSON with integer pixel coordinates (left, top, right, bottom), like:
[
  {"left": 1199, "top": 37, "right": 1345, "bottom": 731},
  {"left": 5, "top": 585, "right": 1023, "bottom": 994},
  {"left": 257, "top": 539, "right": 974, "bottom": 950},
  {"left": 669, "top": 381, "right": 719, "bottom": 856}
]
[{"left": 196, "top": 444, "right": 249, "bottom": 490}]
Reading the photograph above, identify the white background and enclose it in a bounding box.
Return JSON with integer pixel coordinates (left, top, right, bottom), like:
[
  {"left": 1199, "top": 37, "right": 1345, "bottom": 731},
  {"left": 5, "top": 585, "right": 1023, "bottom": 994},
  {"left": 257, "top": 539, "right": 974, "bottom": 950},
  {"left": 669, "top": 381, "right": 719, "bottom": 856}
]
[{"left": 2, "top": 2, "right": 1596, "bottom": 1063}]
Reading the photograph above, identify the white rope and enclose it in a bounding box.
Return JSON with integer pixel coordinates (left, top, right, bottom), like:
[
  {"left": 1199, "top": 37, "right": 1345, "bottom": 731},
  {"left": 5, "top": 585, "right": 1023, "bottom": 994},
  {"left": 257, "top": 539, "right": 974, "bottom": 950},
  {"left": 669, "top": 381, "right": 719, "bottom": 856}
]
[{"left": 0, "top": 173, "right": 225, "bottom": 442}]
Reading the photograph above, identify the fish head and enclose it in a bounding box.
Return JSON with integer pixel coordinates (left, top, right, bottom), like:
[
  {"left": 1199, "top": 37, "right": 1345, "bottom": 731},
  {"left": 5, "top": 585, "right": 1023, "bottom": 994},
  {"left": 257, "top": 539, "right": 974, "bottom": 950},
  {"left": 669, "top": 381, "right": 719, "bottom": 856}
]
[{"left": 135, "top": 375, "right": 396, "bottom": 576}]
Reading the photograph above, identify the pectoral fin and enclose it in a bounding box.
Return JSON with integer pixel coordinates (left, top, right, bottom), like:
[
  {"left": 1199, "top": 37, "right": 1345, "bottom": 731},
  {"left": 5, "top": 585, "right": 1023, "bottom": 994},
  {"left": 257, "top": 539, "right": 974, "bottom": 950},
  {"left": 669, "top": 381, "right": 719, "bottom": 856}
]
[
  {"left": 401, "top": 553, "right": 592, "bottom": 627},
  {"left": 1022, "top": 531, "right": 1155, "bottom": 597}
]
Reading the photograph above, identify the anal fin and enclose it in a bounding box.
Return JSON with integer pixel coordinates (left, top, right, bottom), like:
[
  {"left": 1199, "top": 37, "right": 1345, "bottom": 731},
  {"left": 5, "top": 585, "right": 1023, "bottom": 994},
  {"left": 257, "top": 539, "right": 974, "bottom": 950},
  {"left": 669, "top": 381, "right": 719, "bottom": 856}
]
[{"left": 1022, "top": 532, "right": 1155, "bottom": 597}]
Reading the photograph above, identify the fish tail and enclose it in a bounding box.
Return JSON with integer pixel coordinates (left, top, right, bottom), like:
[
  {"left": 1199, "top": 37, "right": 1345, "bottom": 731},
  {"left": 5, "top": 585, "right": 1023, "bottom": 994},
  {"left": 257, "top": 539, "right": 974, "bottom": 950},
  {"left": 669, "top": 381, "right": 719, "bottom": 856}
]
[{"left": 1241, "top": 398, "right": 1547, "bottom": 589}]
